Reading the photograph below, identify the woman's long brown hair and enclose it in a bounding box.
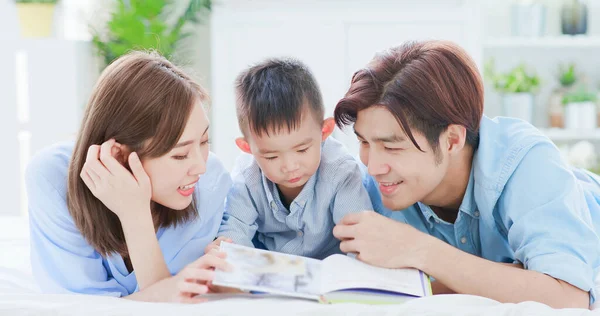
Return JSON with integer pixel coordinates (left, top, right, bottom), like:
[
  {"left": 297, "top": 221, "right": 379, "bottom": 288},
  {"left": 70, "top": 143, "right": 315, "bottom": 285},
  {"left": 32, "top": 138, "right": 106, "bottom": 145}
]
[{"left": 67, "top": 51, "right": 208, "bottom": 257}]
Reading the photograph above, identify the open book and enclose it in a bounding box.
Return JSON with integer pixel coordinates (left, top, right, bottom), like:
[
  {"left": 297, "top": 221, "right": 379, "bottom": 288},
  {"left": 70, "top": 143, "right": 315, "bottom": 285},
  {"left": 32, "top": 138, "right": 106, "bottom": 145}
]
[{"left": 213, "top": 242, "right": 432, "bottom": 304}]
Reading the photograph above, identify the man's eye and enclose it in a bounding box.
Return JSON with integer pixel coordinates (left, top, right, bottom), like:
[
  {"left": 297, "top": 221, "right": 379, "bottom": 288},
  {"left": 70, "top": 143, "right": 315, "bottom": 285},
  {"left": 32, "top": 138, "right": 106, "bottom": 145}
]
[{"left": 384, "top": 147, "right": 402, "bottom": 152}]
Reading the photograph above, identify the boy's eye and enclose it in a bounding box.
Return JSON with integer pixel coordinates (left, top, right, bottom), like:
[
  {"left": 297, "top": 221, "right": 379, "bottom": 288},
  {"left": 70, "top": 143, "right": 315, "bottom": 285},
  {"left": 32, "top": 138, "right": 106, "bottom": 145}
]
[
  {"left": 173, "top": 155, "right": 188, "bottom": 160},
  {"left": 264, "top": 156, "right": 277, "bottom": 161},
  {"left": 201, "top": 139, "right": 210, "bottom": 146},
  {"left": 384, "top": 147, "right": 402, "bottom": 152},
  {"left": 297, "top": 147, "right": 309, "bottom": 153},
  {"left": 359, "top": 140, "right": 369, "bottom": 146}
]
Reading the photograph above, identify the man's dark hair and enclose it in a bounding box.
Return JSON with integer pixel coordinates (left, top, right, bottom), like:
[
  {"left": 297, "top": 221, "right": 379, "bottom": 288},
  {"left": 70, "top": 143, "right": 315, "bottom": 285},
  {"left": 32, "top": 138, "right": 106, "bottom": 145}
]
[{"left": 335, "top": 40, "right": 483, "bottom": 153}]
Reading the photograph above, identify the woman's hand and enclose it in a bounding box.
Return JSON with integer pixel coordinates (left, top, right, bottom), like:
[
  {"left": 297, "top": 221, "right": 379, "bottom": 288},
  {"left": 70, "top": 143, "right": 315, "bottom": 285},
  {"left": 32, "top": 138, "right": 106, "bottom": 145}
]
[
  {"left": 79, "top": 139, "right": 152, "bottom": 221},
  {"left": 204, "top": 236, "right": 233, "bottom": 254},
  {"left": 126, "top": 250, "right": 235, "bottom": 303}
]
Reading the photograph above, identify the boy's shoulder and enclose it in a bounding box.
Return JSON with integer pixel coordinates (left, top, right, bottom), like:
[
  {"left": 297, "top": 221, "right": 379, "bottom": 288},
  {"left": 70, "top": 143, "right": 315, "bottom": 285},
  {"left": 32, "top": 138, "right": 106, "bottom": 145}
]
[
  {"left": 230, "top": 153, "right": 263, "bottom": 187},
  {"left": 317, "top": 137, "right": 362, "bottom": 178}
]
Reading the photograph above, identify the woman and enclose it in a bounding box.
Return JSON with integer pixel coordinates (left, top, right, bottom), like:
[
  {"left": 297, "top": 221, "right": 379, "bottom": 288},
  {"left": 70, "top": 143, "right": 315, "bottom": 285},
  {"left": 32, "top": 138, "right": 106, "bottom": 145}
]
[{"left": 26, "top": 51, "right": 232, "bottom": 302}]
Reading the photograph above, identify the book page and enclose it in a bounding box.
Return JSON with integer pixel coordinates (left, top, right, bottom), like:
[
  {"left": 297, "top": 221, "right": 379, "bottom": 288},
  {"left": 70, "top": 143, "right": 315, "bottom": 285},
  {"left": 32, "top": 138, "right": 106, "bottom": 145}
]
[
  {"left": 321, "top": 254, "right": 427, "bottom": 297},
  {"left": 212, "top": 243, "right": 322, "bottom": 300}
]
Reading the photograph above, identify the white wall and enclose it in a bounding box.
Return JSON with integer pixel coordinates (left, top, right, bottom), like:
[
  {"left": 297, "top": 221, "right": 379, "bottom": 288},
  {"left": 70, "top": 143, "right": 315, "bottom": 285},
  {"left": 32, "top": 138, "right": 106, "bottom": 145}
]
[
  {"left": 0, "top": 0, "right": 213, "bottom": 216},
  {"left": 0, "top": 0, "right": 20, "bottom": 217},
  {"left": 0, "top": 0, "right": 101, "bottom": 216},
  {"left": 210, "top": 0, "right": 483, "bottom": 169},
  {"left": 12, "top": 0, "right": 595, "bottom": 215}
]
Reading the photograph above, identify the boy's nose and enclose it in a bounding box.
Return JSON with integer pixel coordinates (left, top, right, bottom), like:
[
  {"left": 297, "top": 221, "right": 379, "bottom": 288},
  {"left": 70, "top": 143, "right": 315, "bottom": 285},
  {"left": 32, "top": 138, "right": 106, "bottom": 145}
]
[{"left": 282, "top": 158, "right": 299, "bottom": 173}]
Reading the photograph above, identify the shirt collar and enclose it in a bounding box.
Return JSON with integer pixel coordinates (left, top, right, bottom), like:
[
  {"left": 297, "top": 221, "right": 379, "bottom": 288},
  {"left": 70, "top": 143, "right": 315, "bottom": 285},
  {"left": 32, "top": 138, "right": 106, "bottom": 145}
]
[
  {"left": 417, "top": 166, "right": 479, "bottom": 227},
  {"left": 459, "top": 166, "right": 479, "bottom": 218},
  {"left": 261, "top": 169, "right": 318, "bottom": 210}
]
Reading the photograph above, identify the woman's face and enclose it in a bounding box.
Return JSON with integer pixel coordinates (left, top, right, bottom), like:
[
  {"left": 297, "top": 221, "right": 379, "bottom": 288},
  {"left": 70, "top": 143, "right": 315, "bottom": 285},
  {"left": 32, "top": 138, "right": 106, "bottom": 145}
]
[{"left": 142, "top": 102, "right": 211, "bottom": 210}]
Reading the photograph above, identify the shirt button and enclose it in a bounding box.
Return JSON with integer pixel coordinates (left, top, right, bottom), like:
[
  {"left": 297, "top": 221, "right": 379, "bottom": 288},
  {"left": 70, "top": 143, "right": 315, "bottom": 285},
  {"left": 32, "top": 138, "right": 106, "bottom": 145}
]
[
  {"left": 460, "top": 236, "right": 467, "bottom": 244},
  {"left": 297, "top": 231, "right": 303, "bottom": 237},
  {"left": 270, "top": 201, "right": 277, "bottom": 210},
  {"left": 474, "top": 211, "right": 480, "bottom": 217}
]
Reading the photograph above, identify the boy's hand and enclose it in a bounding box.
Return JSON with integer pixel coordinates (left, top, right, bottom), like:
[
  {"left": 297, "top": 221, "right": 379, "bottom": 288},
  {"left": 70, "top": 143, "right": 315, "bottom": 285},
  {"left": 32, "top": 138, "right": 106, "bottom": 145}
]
[{"left": 205, "top": 236, "right": 233, "bottom": 254}]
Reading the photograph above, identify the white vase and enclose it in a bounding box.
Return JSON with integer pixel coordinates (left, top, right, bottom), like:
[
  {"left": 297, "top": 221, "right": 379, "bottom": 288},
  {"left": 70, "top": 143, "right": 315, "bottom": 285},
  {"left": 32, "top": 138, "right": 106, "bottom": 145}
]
[
  {"left": 565, "top": 101, "right": 597, "bottom": 129},
  {"left": 502, "top": 93, "right": 534, "bottom": 123},
  {"left": 511, "top": 3, "right": 547, "bottom": 37}
]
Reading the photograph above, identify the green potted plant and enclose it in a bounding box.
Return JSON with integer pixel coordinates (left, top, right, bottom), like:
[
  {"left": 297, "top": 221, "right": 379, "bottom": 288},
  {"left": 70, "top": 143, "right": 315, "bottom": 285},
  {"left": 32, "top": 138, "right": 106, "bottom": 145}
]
[
  {"left": 548, "top": 63, "right": 578, "bottom": 128},
  {"left": 15, "top": 0, "right": 58, "bottom": 38},
  {"left": 562, "top": 83, "right": 597, "bottom": 129},
  {"left": 486, "top": 60, "right": 540, "bottom": 123},
  {"left": 91, "top": 0, "right": 211, "bottom": 68},
  {"left": 558, "top": 63, "right": 577, "bottom": 88}
]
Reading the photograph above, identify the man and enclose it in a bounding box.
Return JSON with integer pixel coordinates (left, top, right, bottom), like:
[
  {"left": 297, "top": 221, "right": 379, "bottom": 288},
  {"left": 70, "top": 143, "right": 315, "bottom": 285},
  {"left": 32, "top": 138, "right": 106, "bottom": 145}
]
[{"left": 332, "top": 40, "right": 600, "bottom": 309}]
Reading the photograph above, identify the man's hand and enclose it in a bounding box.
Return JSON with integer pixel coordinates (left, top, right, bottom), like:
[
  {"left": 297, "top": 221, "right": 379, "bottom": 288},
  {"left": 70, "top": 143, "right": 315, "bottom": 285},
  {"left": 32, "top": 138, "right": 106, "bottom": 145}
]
[{"left": 333, "top": 211, "right": 433, "bottom": 269}]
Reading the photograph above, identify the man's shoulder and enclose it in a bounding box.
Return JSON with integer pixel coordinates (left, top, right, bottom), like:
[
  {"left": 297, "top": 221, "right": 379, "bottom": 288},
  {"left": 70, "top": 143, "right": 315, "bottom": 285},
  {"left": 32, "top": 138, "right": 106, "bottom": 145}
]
[{"left": 475, "top": 116, "right": 554, "bottom": 190}]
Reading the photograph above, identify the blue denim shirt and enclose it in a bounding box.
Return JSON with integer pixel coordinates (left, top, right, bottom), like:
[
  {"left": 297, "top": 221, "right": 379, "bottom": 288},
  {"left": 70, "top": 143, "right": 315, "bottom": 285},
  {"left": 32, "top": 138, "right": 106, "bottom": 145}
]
[
  {"left": 365, "top": 116, "right": 600, "bottom": 303},
  {"left": 27, "top": 142, "right": 232, "bottom": 296}
]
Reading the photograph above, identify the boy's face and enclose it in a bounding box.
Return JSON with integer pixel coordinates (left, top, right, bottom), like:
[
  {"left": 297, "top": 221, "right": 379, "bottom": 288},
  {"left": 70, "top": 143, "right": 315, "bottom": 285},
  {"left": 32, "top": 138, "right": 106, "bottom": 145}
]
[{"left": 245, "top": 112, "right": 324, "bottom": 191}]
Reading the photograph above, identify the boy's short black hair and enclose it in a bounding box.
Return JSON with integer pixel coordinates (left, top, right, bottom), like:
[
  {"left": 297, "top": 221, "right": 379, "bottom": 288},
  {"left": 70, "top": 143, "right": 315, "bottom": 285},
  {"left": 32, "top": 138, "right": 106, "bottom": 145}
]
[{"left": 235, "top": 57, "right": 324, "bottom": 137}]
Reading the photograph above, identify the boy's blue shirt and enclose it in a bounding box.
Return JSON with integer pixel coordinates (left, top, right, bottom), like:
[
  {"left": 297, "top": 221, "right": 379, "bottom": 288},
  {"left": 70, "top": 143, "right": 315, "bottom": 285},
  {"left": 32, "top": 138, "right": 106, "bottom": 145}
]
[
  {"left": 218, "top": 137, "right": 373, "bottom": 260},
  {"left": 365, "top": 115, "right": 600, "bottom": 304}
]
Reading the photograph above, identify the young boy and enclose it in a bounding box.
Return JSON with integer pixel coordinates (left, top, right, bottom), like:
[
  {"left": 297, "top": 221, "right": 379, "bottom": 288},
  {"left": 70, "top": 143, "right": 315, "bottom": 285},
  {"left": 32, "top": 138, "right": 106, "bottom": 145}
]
[{"left": 207, "top": 58, "right": 373, "bottom": 259}]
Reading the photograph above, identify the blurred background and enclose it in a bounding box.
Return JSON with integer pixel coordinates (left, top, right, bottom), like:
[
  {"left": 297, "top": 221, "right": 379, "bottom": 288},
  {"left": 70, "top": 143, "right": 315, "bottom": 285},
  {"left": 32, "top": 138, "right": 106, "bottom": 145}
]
[{"left": 1, "top": 0, "right": 599, "bottom": 219}]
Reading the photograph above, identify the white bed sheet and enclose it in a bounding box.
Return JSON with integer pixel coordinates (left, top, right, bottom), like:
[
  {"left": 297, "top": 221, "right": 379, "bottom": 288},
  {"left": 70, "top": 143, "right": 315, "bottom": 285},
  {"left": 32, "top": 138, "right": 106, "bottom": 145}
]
[{"left": 0, "top": 216, "right": 597, "bottom": 316}]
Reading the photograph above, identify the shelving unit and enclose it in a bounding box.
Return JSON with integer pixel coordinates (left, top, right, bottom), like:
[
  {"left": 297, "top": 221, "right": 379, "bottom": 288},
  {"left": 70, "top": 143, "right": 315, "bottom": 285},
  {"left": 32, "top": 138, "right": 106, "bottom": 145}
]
[
  {"left": 484, "top": 36, "right": 600, "bottom": 49},
  {"left": 482, "top": 0, "right": 600, "bottom": 147},
  {"left": 539, "top": 128, "right": 600, "bottom": 142}
]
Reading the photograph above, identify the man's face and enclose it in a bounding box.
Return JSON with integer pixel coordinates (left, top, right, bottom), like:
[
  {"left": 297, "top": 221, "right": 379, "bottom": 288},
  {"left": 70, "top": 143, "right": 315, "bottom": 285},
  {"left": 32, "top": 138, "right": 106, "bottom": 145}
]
[{"left": 354, "top": 106, "right": 449, "bottom": 210}]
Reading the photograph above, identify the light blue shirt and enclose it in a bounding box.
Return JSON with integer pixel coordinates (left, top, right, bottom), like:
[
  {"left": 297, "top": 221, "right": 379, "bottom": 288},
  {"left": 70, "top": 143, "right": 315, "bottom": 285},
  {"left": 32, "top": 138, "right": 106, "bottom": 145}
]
[
  {"left": 218, "top": 138, "right": 373, "bottom": 259},
  {"left": 26, "top": 141, "right": 232, "bottom": 297},
  {"left": 365, "top": 115, "right": 600, "bottom": 303}
]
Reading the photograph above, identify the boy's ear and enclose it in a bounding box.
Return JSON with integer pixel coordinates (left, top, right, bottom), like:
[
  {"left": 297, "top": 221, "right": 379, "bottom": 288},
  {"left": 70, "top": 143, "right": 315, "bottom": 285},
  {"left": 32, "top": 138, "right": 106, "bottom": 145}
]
[
  {"left": 235, "top": 137, "right": 251, "bottom": 154},
  {"left": 321, "top": 117, "right": 335, "bottom": 141}
]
